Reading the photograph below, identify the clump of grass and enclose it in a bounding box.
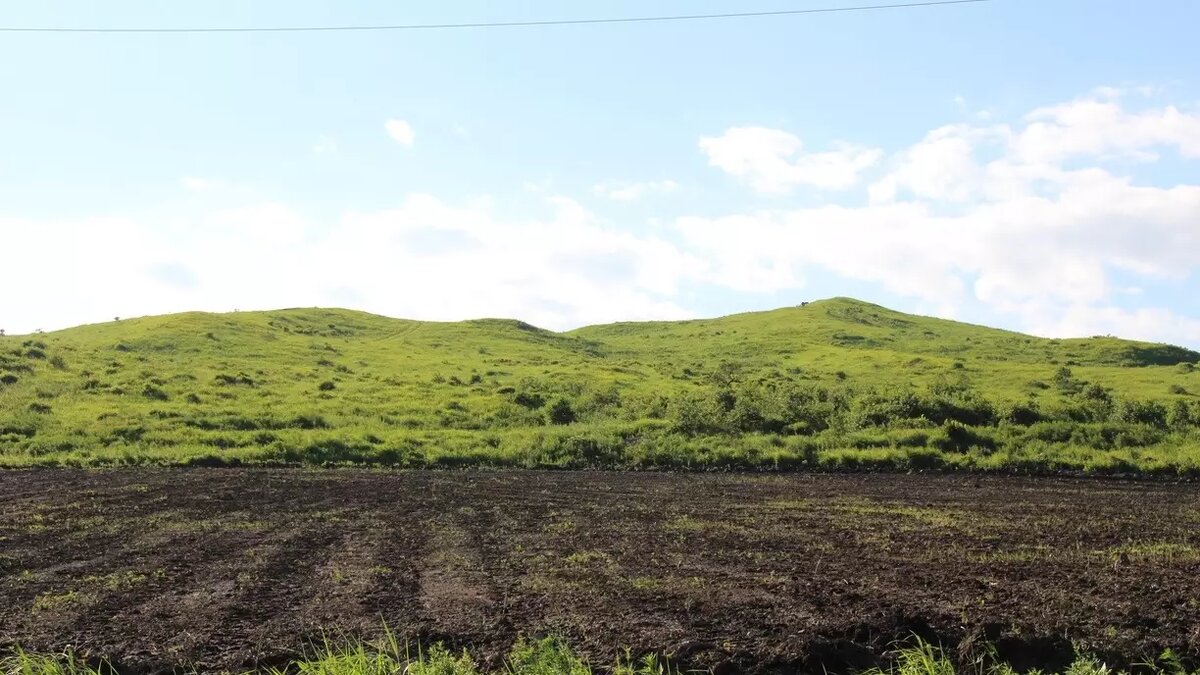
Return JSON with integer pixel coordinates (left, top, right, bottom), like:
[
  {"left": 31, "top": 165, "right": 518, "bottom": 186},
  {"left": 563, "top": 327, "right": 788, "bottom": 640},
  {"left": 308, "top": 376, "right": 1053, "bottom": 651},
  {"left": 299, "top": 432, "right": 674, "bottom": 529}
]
[
  {"left": 860, "top": 638, "right": 1179, "bottom": 675},
  {"left": 0, "top": 648, "right": 110, "bottom": 675}
]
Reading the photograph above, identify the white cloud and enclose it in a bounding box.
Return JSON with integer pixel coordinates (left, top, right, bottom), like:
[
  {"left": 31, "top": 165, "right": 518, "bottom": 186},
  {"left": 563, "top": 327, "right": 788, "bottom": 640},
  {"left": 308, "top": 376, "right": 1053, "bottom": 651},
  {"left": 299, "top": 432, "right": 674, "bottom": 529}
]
[
  {"left": 592, "top": 179, "right": 679, "bottom": 201},
  {"left": 4, "top": 88, "right": 1199, "bottom": 347},
  {"left": 1014, "top": 98, "right": 1200, "bottom": 163},
  {"left": 699, "top": 126, "right": 881, "bottom": 193},
  {"left": 1024, "top": 305, "right": 1200, "bottom": 347},
  {"left": 682, "top": 92, "right": 1200, "bottom": 344},
  {"left": 0, "top": 194, "right": 704, "bottom": 334},
  {"left": 384, "top": 119, "right": 415, "bottom": 146}
]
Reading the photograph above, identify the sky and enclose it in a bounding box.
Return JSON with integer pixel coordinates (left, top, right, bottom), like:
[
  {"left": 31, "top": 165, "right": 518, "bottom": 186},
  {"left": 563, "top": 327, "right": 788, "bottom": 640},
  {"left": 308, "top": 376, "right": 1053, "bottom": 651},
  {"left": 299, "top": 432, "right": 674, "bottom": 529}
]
[{"left": 1, "top": 0, "right": 1199, "bottom": 347}]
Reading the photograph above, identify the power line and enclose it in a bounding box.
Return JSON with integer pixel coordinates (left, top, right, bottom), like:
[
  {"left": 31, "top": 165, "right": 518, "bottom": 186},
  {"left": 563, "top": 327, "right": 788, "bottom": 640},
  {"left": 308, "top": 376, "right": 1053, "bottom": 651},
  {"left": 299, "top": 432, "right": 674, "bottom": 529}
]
[{"left": 0, "top": 0, "right": 991, "bottom": 34}]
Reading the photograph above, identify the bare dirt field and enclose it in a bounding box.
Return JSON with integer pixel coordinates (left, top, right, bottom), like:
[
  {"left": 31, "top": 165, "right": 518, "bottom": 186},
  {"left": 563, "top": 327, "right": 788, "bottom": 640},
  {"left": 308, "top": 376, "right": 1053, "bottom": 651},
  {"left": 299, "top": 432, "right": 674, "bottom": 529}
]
[{"left": 0, "top": 469, "right": 1197, "bottom": 673}]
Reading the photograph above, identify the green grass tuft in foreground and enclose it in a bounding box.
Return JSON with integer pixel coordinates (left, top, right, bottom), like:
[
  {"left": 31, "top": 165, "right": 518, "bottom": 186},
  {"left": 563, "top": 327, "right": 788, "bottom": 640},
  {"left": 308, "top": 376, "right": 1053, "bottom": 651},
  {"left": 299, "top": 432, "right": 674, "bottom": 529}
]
[
  {"left": 2, "top": 298, "right": 1199, "bottom": 475},
  {"left": 0, "top": 637, "right": 672, "bottom": 675},
  {"left": 1, "top": 637, "right": 1195, "bottom": 675}
]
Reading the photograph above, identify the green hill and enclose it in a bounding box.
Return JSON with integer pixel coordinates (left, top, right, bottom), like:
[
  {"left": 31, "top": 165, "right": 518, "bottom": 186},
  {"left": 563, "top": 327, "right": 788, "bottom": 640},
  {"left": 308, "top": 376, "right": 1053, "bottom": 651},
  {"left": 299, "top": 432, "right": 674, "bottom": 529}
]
[{"left": 1, "top": 298, "right": 1198, "bottom": 473}]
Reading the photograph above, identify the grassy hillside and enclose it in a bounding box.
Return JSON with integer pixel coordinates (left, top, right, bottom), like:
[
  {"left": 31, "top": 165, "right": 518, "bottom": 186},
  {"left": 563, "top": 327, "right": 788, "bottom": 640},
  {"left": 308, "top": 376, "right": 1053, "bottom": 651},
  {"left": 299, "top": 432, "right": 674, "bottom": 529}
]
[{"left": 1, "top": 298, "right": 1198, "bottom": 473}]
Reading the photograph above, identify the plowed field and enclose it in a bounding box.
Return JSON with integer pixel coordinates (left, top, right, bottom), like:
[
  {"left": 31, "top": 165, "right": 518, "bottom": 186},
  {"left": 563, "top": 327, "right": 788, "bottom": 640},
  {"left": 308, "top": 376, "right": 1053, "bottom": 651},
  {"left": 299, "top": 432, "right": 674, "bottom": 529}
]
[{"left": 0, "top": 470, "right": 1197, "bottom": 673}]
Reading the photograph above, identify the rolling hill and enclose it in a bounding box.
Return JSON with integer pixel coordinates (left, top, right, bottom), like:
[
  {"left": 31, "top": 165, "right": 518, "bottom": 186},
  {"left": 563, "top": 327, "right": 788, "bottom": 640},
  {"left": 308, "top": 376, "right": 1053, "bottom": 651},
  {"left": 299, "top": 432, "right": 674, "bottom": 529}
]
[{"left": 1, "top": 298, "right": 1198, "bottom": 473}]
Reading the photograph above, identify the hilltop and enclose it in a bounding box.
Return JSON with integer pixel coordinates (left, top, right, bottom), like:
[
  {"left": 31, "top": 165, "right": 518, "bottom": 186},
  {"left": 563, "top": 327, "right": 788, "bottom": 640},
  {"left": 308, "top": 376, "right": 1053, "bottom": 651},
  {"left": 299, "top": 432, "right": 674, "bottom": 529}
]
[{"left": 1, "top": 298, "right": 1198, "bottom": 473}]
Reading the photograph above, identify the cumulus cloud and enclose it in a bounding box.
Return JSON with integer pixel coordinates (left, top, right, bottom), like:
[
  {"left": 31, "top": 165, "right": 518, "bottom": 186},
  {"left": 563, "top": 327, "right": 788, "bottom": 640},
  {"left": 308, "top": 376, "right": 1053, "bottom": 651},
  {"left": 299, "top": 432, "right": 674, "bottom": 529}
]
[
  {"left": 683, "top": 92, "right": 1200, "bottom": 344},
  {"left": 384, "top": 119, "right": 414, "bottom": 146},
  {"left": 1014, "top": 98, "right": 1200, "bottom": 164},
  {"left": 4, "top": 89, "right": 1199, "bottom": 347},
  {"left": 0, "top": 194, "right": 702, "bottom": 334},
  {"left": 592, "top": 179, "right": 679, "bottom": 201},
  {"left": 1024, "top": 305, "right": 1200, "bottom": 347},
  {"left": 699, "top": 126, "right": 882, "bottom": 192}
]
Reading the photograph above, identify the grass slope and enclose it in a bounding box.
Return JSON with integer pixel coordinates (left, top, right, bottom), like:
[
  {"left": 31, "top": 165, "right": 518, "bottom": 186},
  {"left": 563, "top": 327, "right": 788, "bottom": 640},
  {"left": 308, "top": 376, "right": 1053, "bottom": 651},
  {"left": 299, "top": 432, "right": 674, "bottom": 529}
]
[{"left": 1, "top": 298, "right": 1198, "bottom": 472}]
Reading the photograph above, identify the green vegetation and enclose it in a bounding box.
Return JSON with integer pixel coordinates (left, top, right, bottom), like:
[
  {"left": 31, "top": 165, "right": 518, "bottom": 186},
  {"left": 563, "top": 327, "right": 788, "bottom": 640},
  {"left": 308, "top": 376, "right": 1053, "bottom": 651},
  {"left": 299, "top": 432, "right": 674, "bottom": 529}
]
[
  {"left": 1, "top": 298, "right": 1198, "bottom": 474},
  {"left": 1, "top": 637, "right": 1194, "bottom": 675},
  {"left": 861, "top": 640, "right": 1195, "bottom": 675},
  {"left": 0, "top": 638, "right": 671, "bottom": 675}
]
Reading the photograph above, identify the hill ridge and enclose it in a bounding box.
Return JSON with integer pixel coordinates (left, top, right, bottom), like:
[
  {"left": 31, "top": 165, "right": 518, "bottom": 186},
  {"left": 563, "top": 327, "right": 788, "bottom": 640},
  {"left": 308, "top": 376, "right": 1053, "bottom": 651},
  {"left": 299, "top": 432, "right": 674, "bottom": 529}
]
[{"left": 3, "top": 296, "right": 1199, "bottom": 473}]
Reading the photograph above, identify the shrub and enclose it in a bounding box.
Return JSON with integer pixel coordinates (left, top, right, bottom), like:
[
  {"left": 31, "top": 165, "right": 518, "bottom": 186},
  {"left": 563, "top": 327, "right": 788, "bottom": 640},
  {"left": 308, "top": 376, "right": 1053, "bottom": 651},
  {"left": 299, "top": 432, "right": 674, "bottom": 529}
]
[
  {"left": 1168, "top": 400, "right": 1194, "bottom": 430},
  {"left": 932, "top": 422, "right": 995, "bottom": 453},
  {"left": 48, "top": 355, "right": 67, "bottom": 370},
  {"left": 1003, "top": 401, "right": 1043, "bottom": 426},
  {"left": 28, "top": 403, "right": 52, "bottom": 414},
  {"left": 318, "top": 380, "right": 336, "bottom": 391},
  {"left": 0, "top": 373, "right": 17, "bottom": 386},
  {"left": 1113, "top": 399, "right": 1168, "bottom": 429},
  {"left": 668, "top": 391, "right": 726, "bottom": 435},
  {"left": 1168, "top": 384, "right": 1188, "bottom": 395},
  {"left": 514, "top": 392, "right": 546, "bottom": 409},
  {"left": 214, "top": 373, "right": 255, "bottom": 386},
  {"left": 1054, "top": 366, "right": 1084, "bottom": 395},
  {"left": 141, "top": 385, "right": 169, "bottom": 401},
  {"left": 548, "top": 398, "right": 576, "bottom": 425},
  {"left": 24, "top": 348, "right": 46, "bottom": 359},
  {"left": 291, "top": 414, "right": 330, "bottom": 429},
  {"left": 184, "top": 393, "right": 202, "bottom": 404}
]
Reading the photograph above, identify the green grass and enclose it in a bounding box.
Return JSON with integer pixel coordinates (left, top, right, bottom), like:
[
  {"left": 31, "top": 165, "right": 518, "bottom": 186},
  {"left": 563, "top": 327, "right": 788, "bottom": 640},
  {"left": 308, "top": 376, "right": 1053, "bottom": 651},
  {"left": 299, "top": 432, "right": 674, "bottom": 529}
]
[
  {"left": 0, "top": 637, "right": 671, "bottom": 675},
  {"left": 1, "top": 297, "right": 1198, "bottom": 474},
  {"left": 0, "top": 637, "right": 1193, "bottom": 675}
]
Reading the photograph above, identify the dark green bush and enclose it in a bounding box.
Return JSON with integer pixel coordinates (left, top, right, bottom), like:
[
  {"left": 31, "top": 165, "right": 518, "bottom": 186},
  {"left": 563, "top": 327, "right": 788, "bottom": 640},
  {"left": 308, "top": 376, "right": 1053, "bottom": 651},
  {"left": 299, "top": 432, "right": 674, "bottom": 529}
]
[
  {"left": 214, "top": 373, "right": 255, "bottom": 386},
  {"left": 1114, "top": 399, "right": 1169, "bottom": 429},
  {"left": 291, "top": 414, "right": 330, "bottom": 429},
  {"left": 1003, "top": 401, "right": 1043, "bottom": 426},
  {"left": 548, "top": 398, "right": 577, "bottom": 425},
  {"left": 514, "top": 392, "right": 546, "bottom": 409},
  {"left": 932, "top": 422, "right": 995, "bottom": 453},
  {"left": 1167, "top": 400, "right": 1194, "bottom": 430}
]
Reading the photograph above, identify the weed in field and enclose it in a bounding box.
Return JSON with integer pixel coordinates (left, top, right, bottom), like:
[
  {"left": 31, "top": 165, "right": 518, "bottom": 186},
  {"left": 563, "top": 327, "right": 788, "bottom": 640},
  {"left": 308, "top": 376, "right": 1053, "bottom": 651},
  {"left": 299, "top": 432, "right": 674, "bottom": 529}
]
[{"left": 31, "top": 590, "right": 89, "bottom": 613}]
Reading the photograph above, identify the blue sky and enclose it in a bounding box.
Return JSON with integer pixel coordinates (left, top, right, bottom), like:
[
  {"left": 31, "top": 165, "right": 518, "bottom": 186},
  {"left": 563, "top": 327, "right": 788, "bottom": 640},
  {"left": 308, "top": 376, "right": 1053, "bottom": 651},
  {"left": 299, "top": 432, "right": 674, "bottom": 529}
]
[{"left": 1, "top": 0, "right": 1199, "bottom": 346}]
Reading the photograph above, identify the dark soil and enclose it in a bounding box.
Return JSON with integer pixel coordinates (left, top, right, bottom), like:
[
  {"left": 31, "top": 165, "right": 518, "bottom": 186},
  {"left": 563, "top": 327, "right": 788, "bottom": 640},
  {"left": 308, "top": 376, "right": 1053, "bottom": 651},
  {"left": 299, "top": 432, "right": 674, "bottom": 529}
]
[{"left": 0, "top": 469, "right": 1197, "bottom": 673}]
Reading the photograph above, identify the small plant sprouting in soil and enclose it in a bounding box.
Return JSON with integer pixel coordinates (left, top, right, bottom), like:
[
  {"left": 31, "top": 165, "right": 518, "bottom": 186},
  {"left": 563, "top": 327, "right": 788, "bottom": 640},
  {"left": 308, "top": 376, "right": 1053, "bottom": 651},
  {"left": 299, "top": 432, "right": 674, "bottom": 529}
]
[{"left": 31, "top": 590, "right": 87, "bottom": 612}]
